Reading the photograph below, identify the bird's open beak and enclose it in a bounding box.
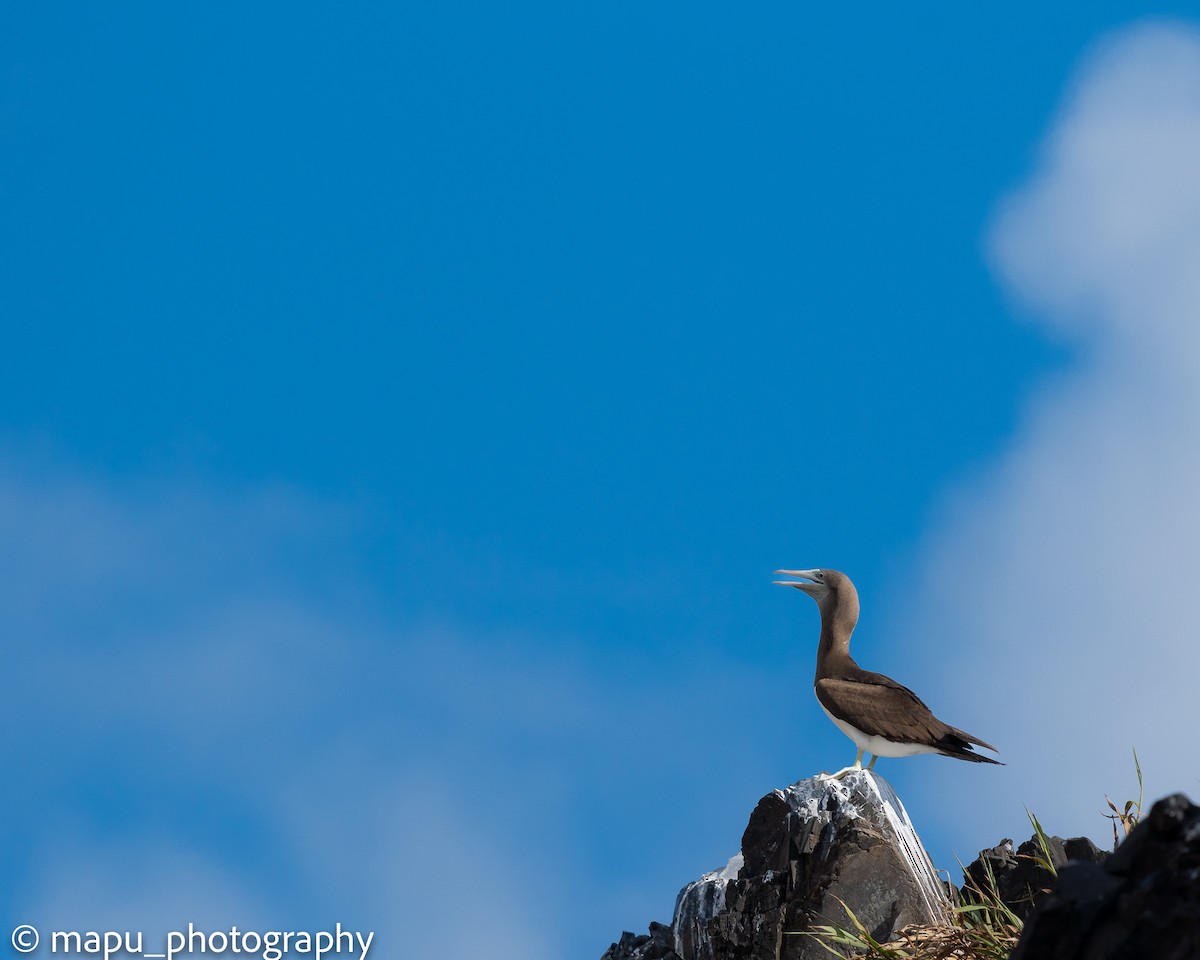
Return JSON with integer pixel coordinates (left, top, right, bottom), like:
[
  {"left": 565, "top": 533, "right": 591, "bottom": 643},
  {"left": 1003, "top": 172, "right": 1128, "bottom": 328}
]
[{"left": 773, "top": 569, "right": 824, "bottom": 597}]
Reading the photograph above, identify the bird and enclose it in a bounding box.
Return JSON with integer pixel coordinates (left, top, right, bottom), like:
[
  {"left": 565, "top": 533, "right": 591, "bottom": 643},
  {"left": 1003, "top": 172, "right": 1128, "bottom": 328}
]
[{"left": 774, "top": 568, "right": 1001, "bottom": 780}]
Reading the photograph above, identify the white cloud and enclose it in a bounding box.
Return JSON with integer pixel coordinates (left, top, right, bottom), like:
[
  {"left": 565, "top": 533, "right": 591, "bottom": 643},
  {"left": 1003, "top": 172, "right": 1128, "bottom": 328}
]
[
  {"left": 990, "top": 21, "right": 1200, "bottom": 352},
  {"left": 892, "top": 20, "right": 1200, "bottom": 858}
]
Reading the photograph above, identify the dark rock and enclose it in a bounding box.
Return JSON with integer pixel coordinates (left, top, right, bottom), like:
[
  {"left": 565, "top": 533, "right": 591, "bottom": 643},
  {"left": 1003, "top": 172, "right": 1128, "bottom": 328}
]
[
  {"left": 1012, "top": 792, "right": 1200, "bottom": 960},
  {"left": 665, "top": 770, "right": 950, "bottom": 960},
  {"left": 601, "top": 922, "right": 682, "bottom": 960},
  {"left": 1063, "top": 836, "right": 1108, "bottom": 865},
  {"left": 961, "top": 832, "right": 1109, "bottom": 922}
]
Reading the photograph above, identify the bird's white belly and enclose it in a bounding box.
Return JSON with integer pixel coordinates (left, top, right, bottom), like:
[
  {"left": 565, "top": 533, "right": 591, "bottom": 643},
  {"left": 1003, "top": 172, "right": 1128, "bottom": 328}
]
[{"left": 819, "top": 703, "right": 939, "bottom": 758}]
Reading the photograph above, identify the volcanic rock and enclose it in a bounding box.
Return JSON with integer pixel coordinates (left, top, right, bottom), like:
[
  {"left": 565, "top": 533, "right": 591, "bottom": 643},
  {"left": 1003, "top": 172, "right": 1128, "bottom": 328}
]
[
  {"left": 610, "top": 769, "right": 951, "bottom": 960},
  {"left": 1012, "top": 792, "right": 1200, "bottom": 960},
  {"left": 601, "top": 922, "right": 681, "bottom": 960},
  {"left": 962, "top": 833, "right": 1109, "bottom": 921}
]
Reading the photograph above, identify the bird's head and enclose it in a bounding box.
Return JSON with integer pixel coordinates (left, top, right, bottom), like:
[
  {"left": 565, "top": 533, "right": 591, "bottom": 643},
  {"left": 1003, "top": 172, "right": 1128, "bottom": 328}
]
[{"left": 772, "top": 568, "right": 857, "bottom": 617}]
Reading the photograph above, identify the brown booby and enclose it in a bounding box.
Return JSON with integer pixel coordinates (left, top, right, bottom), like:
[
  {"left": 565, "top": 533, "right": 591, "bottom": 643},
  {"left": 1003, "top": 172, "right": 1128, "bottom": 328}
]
[{"left": 774, "top": 568, "right": 1001, "bottom": 779}]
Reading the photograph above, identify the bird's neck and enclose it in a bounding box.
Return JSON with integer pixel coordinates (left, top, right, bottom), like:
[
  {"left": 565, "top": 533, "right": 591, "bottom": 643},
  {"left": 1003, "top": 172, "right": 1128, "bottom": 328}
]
[{"left": 815, "top": 616, "right": 857, "bottom": 681}]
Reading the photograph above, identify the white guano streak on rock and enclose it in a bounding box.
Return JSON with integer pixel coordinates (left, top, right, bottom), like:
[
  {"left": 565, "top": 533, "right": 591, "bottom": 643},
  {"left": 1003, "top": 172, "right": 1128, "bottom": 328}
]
[{"left": 865, "top": 772, "right": 953, "bottom": 925}]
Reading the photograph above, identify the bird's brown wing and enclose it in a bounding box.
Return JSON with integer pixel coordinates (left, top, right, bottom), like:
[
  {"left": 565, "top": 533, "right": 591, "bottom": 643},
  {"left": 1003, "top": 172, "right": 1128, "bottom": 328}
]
[
  {"left": 816, "top": 673, "right": 1000, "bottom": 760},
  {"left": 816, "top": 675, "right": 946, "bottom": 746}
]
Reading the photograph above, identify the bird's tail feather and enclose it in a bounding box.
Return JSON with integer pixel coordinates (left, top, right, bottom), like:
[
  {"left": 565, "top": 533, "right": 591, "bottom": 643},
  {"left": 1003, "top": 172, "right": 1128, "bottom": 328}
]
[
  {"left": 948, "top": 726, "right": 999, "bottom": 754},
  {"left": 938, "top": 747, "right": 1004, "bottom": 765},
  {"left": 939, "top": 730, "right": 1004, "bottom": 764}
]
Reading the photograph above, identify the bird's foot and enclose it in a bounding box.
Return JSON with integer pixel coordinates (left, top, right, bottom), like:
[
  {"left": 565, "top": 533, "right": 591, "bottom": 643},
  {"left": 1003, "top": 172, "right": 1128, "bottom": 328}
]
[{"left": 816, "top": 764, "right": 864, "bottom": 782}]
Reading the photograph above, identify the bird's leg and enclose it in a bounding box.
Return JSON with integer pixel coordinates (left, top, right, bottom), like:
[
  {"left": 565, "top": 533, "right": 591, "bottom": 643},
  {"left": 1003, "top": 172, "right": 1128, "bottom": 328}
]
[
  {"left": 818, "top": 749, "right": 865, "bottom": 782},
  {"left": 866, "top": 754, "right": 878, "bottom": 771}
]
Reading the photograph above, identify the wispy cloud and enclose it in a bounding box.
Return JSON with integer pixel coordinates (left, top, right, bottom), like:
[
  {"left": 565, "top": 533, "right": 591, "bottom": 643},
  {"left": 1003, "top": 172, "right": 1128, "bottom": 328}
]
[
  {"left": 0, "top": 461, "right": 567, "bottom": 959},
  {"left": 0, "top": 456, "right": 783, "bottom": 958},
  {"left": 891, "top": 20, "right": 1200, "bottom": 856}
]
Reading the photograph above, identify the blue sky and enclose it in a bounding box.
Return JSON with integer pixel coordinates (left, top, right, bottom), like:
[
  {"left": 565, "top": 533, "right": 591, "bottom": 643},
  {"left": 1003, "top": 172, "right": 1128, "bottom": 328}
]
[{"left": 4, "top": 6, "right": 1200, "bottom": 959}]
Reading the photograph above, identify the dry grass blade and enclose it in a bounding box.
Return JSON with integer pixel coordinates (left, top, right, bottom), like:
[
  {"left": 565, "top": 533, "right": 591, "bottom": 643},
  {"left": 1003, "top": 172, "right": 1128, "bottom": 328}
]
[
  {"left": 798, "top": 876, "right": 1022, "bottom": 960},
  {"left": 879, "top": 921, "right": 1019, "bottom": 960}
]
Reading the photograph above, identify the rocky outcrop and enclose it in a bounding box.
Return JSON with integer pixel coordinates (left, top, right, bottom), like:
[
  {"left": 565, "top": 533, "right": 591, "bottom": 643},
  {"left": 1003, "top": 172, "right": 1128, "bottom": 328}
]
[
  {"left": 601, "top": 922, "right": 681, "bottom": 960},
  {"left": 962, "top": 834, "right": 1109, "bottom": 922},
  {"left": 603, "top": 777, "right": 1199, "bottom": 960},
  {"left": 1012, "top": 792, "right": 1200, "bottom": 960},
  {"left": 603, "top": 770, "right": 950, "bottom": 960}
]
